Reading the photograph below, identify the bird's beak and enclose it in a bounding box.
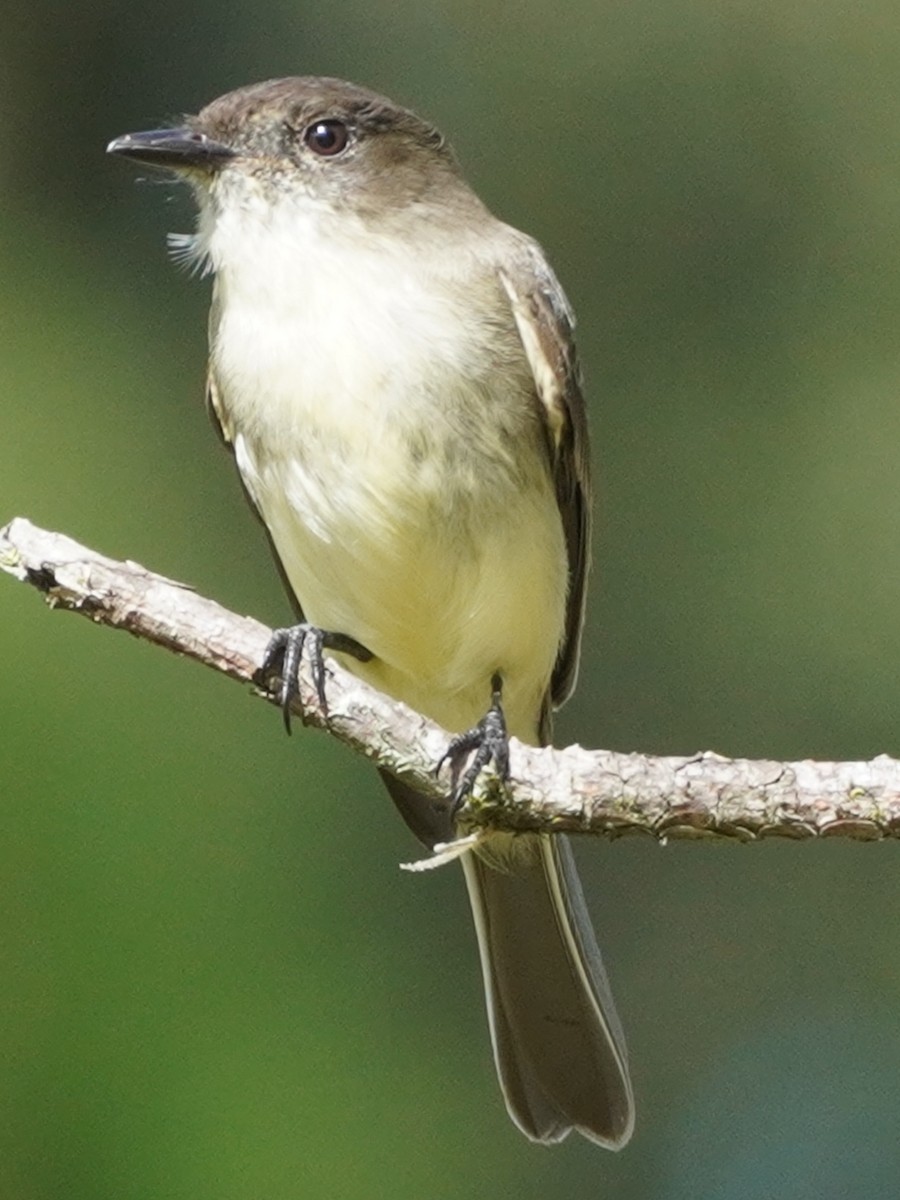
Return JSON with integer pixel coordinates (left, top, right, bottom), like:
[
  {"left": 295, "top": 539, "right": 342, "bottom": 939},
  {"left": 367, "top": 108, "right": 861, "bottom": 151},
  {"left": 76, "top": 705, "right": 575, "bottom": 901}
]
[{"left": 106, "top": 127, "right": 235, "bottom": 170}]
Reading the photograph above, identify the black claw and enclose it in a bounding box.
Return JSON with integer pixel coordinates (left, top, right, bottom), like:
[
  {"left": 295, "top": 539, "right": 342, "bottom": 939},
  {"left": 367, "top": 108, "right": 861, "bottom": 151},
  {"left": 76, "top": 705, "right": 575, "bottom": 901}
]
[
  {"left": 260, "top": 625, "right": 307, "bottom": 734},
  {"left": 258, "top": 623, "right": 373, "bottom": 734},
  {"left": 437, "top": 673, "right": 510, "bottom": 819},
  {"left": 306, "top": 627, "right": 328, "bottom": 712}
]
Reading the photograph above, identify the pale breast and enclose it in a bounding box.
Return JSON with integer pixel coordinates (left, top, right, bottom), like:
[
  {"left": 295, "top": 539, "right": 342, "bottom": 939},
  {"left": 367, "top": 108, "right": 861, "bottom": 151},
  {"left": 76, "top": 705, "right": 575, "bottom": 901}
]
[{"left": 208, "top": 198, "right": 567, "bottom": 738}]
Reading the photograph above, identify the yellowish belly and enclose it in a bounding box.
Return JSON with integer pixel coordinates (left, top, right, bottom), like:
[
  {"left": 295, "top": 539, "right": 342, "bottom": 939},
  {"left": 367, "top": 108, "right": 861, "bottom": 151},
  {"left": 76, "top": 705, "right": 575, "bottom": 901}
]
[{"left": 240, "top": 432, "right": 567, "bottom": 743}]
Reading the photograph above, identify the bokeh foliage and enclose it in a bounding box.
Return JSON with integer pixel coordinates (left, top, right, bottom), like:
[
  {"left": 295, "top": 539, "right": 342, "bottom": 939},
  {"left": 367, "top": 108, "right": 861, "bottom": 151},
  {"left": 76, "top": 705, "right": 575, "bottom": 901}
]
[{"left": 3, "top": 2, "right": 900, "bottom": 1196}]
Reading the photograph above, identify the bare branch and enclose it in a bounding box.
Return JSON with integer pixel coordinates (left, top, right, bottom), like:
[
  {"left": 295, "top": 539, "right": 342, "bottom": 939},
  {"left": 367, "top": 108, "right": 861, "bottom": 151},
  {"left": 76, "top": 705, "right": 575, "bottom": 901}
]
[{"left": 4, "top": 515, "right": 900, "bottom": 844}]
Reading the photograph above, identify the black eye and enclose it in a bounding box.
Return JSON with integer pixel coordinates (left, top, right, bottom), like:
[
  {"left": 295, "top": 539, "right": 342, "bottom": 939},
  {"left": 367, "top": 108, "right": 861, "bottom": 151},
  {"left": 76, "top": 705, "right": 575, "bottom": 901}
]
[{"left": 303, "top": 120, "right": 349, "bottom": 157}]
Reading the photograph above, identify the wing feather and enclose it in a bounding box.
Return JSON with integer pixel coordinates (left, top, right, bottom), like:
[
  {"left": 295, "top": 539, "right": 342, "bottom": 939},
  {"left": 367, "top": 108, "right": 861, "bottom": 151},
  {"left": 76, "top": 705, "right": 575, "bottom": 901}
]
[{"left": 499, "top": 240, "right": 592, "bottom": 710}]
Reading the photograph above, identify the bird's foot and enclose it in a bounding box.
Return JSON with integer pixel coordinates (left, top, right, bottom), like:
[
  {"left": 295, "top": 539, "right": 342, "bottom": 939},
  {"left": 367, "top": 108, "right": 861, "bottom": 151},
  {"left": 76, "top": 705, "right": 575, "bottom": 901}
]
[
  {"left": 259, "top": 623, "right": 372, "bottom": 733},
  {"left": 436, "top": 673, "right": 510, "bottom": 817}
]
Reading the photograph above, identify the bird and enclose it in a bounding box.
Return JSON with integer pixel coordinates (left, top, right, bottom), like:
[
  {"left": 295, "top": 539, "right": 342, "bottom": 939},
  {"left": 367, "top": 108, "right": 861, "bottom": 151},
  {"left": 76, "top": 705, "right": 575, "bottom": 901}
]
[{"left": 108, "top": 75, "right": 634, "bottom": 1146}]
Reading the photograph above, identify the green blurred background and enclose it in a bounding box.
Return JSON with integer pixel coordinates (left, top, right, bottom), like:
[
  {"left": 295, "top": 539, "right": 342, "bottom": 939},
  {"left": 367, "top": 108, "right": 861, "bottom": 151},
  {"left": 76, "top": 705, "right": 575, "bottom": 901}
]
[{"left": 3, "top": 1, "right": 900, "bottom": 1196}]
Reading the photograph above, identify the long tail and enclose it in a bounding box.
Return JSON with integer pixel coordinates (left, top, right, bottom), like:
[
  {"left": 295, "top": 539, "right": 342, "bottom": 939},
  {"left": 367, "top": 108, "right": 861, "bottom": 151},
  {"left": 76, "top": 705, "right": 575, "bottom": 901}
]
[
  {"left": 379, "top": 769, "right": 634, "bottom": 1144},
  {"left": 462, "top": 832, "right": 634, "bottom": 1146}
]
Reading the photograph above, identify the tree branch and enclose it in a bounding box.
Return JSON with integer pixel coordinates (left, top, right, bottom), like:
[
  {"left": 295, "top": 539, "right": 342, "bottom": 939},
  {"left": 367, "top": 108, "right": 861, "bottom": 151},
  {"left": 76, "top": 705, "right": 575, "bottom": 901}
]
[{"left": 4, "top": 515, "right": 900, "bottom": 844}]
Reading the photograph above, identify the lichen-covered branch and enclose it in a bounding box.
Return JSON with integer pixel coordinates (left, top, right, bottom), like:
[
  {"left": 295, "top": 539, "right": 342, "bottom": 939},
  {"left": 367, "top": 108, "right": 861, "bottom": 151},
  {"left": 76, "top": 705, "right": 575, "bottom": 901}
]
[{"left": 4, "top": 515, "right": 900, "bottom": 843}]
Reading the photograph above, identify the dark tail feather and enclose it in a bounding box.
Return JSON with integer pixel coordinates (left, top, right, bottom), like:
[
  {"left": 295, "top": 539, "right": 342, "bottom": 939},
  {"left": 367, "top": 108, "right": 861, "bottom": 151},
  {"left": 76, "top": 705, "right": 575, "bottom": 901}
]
[
  {"left": 380, "top": 771, "right": 633, "bottom": 1145},
  {"left": 462, "top": 832, "right": 633, "bottom": 1146}
]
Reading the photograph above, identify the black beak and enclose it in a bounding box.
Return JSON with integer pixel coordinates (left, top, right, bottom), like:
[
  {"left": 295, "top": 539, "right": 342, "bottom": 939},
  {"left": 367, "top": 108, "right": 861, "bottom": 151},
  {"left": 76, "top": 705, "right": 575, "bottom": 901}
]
[{"left": 106, "top": 127, "right": 235, "bottom": 170}]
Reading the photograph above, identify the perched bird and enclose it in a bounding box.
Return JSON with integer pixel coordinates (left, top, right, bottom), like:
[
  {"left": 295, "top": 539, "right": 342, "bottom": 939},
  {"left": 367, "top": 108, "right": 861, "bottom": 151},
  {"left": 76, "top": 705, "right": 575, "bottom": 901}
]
[{"left": 108, "top": 76, "right": 634, "bottom": 1146}]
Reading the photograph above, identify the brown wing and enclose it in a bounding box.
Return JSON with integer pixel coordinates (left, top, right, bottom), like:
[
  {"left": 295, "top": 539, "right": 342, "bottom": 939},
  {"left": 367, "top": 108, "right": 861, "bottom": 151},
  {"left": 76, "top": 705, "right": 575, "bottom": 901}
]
[
  {"left": 205, "top": 295, "right": 305, "bottom": 623},
  {"left": 499, "top": 238, "right": 592, "bottom": 711},
  {"left": 205, "top": 292, "right": 235, "bottom": 447}
]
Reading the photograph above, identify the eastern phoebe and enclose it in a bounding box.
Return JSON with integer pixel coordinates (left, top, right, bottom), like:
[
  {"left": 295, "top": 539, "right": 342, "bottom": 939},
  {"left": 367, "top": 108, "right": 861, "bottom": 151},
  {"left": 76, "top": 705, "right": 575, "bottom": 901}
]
[{"left": 108, "top": 76, "right": 634, "bottom": 1147}]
